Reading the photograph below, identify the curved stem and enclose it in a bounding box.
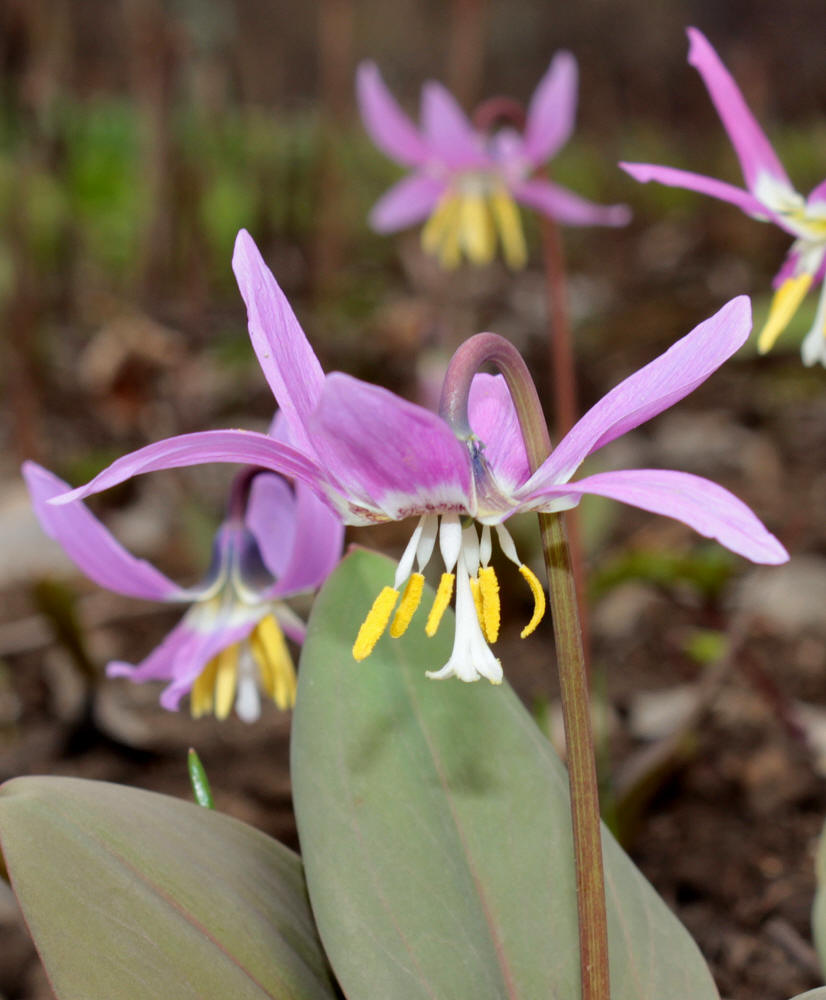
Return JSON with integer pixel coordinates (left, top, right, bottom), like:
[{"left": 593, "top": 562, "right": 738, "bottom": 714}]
[{"left": 440, "top": 332, "right": 610, "bottom": 1000}]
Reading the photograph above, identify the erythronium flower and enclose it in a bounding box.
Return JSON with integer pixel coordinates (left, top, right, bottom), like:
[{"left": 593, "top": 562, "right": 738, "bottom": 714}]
[
  {"left": 52, "top": 230, "right": 787, "bottom": 684},
  {"left": 621, "top": 28, "right": 826, "bottom": 366},
  {"left": 25, "top": 455, "right": 344, "bottom": 721},
  {"left": 357, "top": 55, "right": 630, "bottom": 270}
]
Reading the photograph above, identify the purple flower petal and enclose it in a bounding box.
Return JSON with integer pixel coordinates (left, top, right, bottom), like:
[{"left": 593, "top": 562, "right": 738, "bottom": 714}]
[
  {"left": 245, "top": 472, "right": 296, "bottom": 581},
  {"left": 247, "top": 473, "right": 343, "bottom": 598},
  {"left": 522, "top": 51, "right": 578, "bottom": 166},
  {"left": 368, "top": 173, "right": 445, "bottom": 233},
  {"left": 50, "top": 429, "right": 324, "bottom": 507},
  {"left": 107, "top": 618, "right": 199, "bottom": 683},
  {"left": 420, "top": 81, "right": 487, "bottom": 169},
  {"left": 518, "top": 468, "right": 788, "bottom": 565},
  {"left": 619, "top": 162, "right": 768, "bottom": 219},
  {"left": 522, "top": 296, "right": 752, "bottom": 489},
  {"left": 356, "top": 62, "right": 431, "bottom": 167},
  {"left": 232, "top": 230, "right": 325, "bottom": 454},
  {"left": 512, "top": 178, "right": 630, "bottom": 227},
  {"left": 308, "top": 372, "right": 472, "bottom": 522},
  {"left": 468, "top": 373, "right": 530, "bottom": 492},
  {"left": 23, "top": 461, "right": 182, "bottom": 601},
  {"left": 157, "top": 620, "right": 257, "bottom": 711},
  {"left": 686, "top": 27, "right": 790, "bottom": 192},
  {"left": 808, "top": 179, "right": 826, "bottom": 207},
  {"left": 772, "top": 248, "right": 801, "bottom": 289}
]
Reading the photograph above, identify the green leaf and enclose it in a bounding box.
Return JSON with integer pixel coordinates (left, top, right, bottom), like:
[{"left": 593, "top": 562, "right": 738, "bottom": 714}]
[
  {"left": 292, "top": 548, "right": 719, "bottom": 999},
  {"left": 0, "top": 776, "right": 338, "bottom": 1000}
]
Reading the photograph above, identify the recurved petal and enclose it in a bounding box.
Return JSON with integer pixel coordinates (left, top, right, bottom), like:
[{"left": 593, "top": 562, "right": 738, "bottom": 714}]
[
  {"left": 308, "top": 372, "right": 472, "bottom": 522},
  {"left": 619, "top": 162, "right": 768, "bottom": 219},
  {"left": 232, "top": 229, "right": 325, "bottom": 454},
  {"left": 522, "top": 296, "right": 752, "bottom": 489},
  {"left": 518, "top": 468, "right": 788, "bottom": 565},
  {"left": 23, "top": 461, "right": 181, "bottom": 601},
  {"left": 50, "top": 430, "right": 325, "bottom": 507},
  {"left": 522, "top": 51, "right": 578, "bottom": 165},
  {"left": 686, "top": 27, "right": 790, "bottom": 193},
  {"left": 368, "top": 173, "right": 445, "bottom": 233},
  {"left": 468, "top": 373, "right": 530, "bottom": 493},
  {"left": 249, "top": 474, "right": 344, "bottom": 598},
  {"left": 512, "top": 178, "right": 630, "bottom": 227},
  {"left": 807, "top": 179, "right": 826, "bottom": 208},
  {"left": 107, "top": 618, "right": 200, "bottom": 683},
  {"left": 356, "top": 62, "right": 431, "bottom": 167},
  {"left": 420, "top": 81, "right": 487, "bottom": 168}
]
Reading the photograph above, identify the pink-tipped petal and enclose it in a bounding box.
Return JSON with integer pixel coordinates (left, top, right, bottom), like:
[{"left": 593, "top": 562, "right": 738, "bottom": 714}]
[
  {"left": 50, "top": 430, "right": 324, "bottom": 507},
  {"left": 522, "top": 51, "right": 578, "bottom": 165},
  {"left": 248, "top": 474, "right": 344, "bottom": 598},
  {"left": 619, "top": 162, "right": 768, "bottom": 218},
  {"left": 232, "top": 230, "right": 325, "bottom": 454},
  {"left": 309, "top": 372, "right": 472, "bottom": 522},
  {"left": 420, "top": 81, "right": 487, "bottom": 168},
  {"left": 468, "top": 373, "right": 530, "bottom": 492},
  {"left": 520, "top": 468, "right": 788, "bottom": 565},
  {"left": 523, "top": 296, "right": 752, "bottom": 489},
  {"left": 512, "top": 178, "right": 630, "bottom": 227},
  {"left": 368, "top": 173, "right": 445, "bottom": 233},
  {"left": 686, "top": 27, "right": 790, "bottom": 192},
  {"left": 356, "top": 62, "right": 431, "bottom": 167},
  {"left": 23, "top": 461, "right": 181, "bottom": 601}
]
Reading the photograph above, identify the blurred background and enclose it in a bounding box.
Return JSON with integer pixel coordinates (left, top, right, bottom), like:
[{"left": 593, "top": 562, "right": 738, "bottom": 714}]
[{"left": 2, "top": 1, "right": 826, "bottom": 997}]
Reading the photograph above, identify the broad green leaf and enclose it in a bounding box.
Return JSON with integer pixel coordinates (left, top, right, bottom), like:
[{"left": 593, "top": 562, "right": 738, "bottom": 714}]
[
  {"left": 0, "top": 776, "right": 338, "bottom": 1000},
  {"left": 812, "top": 818, "right": 826, "bottom": 977},
  {"left": 292, "top": 548, "right": 719, "bottom": 1000}
]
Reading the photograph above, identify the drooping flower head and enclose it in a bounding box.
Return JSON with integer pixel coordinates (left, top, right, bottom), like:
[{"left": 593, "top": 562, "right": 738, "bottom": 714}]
[
  {"left": 50, "top": 230, "right": 787, "bottom": 686},
  {"left": 357, "top": 56, "right": 630, "bottom": 270},
  {"left": 25, "top": 453, "right": 344, "bottom": 721},
  {"left": 621, "top": 28, "right": 826, "bottom": 366}
]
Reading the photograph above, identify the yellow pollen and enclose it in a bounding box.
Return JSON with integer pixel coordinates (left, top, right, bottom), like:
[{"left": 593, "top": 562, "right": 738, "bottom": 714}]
[
  {"left": 425, "top": 572, "right": 455, "bottom": 637},
  {"left": 251, "top": 614, "right": 297, "bottom": 710},
  {"left": 490, "top": 185, "right": 528, "bottom": 270},
  {"left": 353, "top": 586, "right": 399, "bottom": 661},
  {"left": 757, "top": 272, "right": 813, "bottom": 353},
  {"left": 390, "top": 572, "right": 425, "bottom": 638},
  {"left": 459, "top": 192, "right": 495, "bottom": 265},
  {"left": 214, "top": 646, "right": 239, "bottom": 720},
  {"left": 190, "top": 657, "right": 218, "bottom": 718},
  {"left": 519, "top": 564, "right": 546, "bottom": 638},
  {"left": 469, "top": 575, "right": 485, "bottom": 628},
  {"left": 478, "top": 565, "right": 501, "bottom": 643}
]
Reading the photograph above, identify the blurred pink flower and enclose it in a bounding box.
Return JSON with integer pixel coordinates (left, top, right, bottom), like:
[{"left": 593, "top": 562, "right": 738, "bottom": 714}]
[
  {"left": 357, "top": 56, "right": 630, "bottom": 269},
  {"left": 621, "top": 28, "right": 826, "bottom": 365},
  {"left": 25, "top": 451, "right": 343, "bottom": 721},
  {"left": 51, "top": 231, "right": 786, "bottom": 685}
]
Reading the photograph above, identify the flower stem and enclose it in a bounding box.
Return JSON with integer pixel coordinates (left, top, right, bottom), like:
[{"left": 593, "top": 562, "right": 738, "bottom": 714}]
[
  {"left": 540, "top": 212, "right": 591, "bottom": 676},
  {"left": 440, "top": 332, "right": 610, "bottom": 1000}
]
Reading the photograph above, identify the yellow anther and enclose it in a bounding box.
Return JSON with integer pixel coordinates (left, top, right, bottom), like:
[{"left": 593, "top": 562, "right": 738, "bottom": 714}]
[
  {"left": 352, "top": 586, "right": 399, "bottom": 661},
  {"left": 478, "top": 565, "right": 501, "bottom": 643},
  {"left": 214, "top": 646, "right": 239, "bottom": 720},
  {"left": 460, "top": 193, "right": 495, "bottom": 265},
  {"left": 251, "top": 614, "right": 297, "bottom": 710},
  {"left": 469, "top": 575, "right": 485, "bottom": 628},
  {"left": 490, "top": 186, "right": 527, "bottom": 270},
  {"left": 425, "top": 572, "right": 455, "bottom": 637},
  {"left": 422, "top": 194, "right": 463, "bottom": 269},
  {"left": 757, "top": 272, "right": 813, "bottom": 353},
  {"left": 390, "top": 572, "right": 425, "bottom": 638},
  {"left": 519, "top": 564, "right": 546, "bottom": 638},
  {"left": 191, "top": 657, "right": 218, "bottom": 718}
]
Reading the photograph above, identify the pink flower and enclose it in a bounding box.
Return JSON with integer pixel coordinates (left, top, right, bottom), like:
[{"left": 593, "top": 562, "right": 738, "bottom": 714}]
[
  {"left": 358, "top": 56, "right": 630, "bottom": 269},
  {"left": 621, "top": 28, "right": 826, "bottom": 365},
  {"left": 49, "top": 230, "right": 786, "bottom": 684},
  {"left": 25, "top": 448, "right": 344, "bottom": 721}
]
